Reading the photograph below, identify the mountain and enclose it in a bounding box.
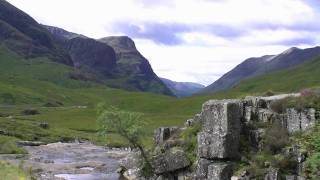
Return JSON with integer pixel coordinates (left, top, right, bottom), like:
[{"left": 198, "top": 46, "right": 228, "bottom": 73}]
[
  {"left": 98, "top": 36, "right": 173, "bottom": 96},
  {"left": 226, "top": 55, "right": 320, "bottom": 95},
  {"left": 0, "top": 1, "right": 173, "bottom": 96},
  {"left": 200, "top": 46, "right": 320, "bottom": 94},
  {"left": 0, "top": 0, "right": 72, "bottom": 65},
  {"left": 43, "top": 25, "right": 85, "bottom": 40},
  {"left": 160, "top": 78, "right": 205, "bottom": 97}
]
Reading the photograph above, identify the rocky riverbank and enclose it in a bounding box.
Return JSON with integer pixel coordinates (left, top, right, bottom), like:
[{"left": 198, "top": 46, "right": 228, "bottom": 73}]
[{"left": 0, "top": 142, "right": 131, "bottom": 180}]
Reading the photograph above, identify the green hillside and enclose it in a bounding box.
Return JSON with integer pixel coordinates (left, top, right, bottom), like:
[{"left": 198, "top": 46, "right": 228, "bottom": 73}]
[
  {"left": 0, "top": 46, "right": 213, "bottom": 149},
  {"left": 228, "top": 56, "right": 320, "bottom": 94}
]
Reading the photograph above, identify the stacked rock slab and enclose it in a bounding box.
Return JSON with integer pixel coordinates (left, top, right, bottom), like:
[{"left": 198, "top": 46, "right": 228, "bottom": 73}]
[{"left": 196, "top": 100, "right": 242, "bottom": 180}]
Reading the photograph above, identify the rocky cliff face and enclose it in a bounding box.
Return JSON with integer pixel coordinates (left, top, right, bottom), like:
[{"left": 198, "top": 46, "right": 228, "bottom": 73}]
[
  {"left": 132, "top": 93, "right": 318, "bottom": 180},
  {"left": 201, "top": 47, "right": 320, "bottom": 94}
]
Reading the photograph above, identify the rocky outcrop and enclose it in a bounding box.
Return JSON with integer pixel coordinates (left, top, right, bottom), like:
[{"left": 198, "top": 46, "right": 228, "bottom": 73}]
[
  {"left": 195, "top": 100, "right": 241, "bottom": 179},
  {"left": 148, "top": 93, "right": 317, "bottom": 180},
  {"left": 286, "top": 108, "right": 316, "bottom": 133},
  {"left": 198, "top": 100, "right": 241, "bottom": 159}
]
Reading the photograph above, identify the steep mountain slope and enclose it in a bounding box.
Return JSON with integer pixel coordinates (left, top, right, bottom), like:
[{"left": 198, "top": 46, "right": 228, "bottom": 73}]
[
  {"left": 0, "top": 0, "right": 72, "bottom": 65},
  {"left": 43, "top": 25, "right": 85, "bottom": 40},
  {"left": 201, "top": 46, "right": 320, "bottom": 94},
  {"left": 65, "top": 37, "right": 117, "bottom": 76},
  {"left": 160, "top": 77, "right": 205, "bottom": 97},
  {"left": 99, "top": 36, "right": 173, "bottom": 96}
]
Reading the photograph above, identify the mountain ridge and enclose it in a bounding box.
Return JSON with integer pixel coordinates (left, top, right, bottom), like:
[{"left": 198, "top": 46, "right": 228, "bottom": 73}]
[
  {"left": 160, "top": 77, "right": 205, "bottom": 97},
  {"left": 200, "top": 46, "right": 320, "bottom": 94}
]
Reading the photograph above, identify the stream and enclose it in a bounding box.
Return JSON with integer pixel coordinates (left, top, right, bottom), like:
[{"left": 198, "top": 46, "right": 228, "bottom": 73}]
[{"left": 0, "top": 142, "right": 131, "bottom": 180}]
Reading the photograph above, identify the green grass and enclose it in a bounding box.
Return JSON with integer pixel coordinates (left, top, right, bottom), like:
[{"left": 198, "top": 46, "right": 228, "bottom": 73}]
[
  {"left": 0, "top": 46, "right": 320, "bottom": 150},
  {"left": 0, "top": 161, "right": 30, "bottom": 180}
]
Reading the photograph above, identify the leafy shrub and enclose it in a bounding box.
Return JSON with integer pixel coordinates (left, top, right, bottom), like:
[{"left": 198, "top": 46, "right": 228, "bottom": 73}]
[
  {"left": 263, "top": 124, "right": 289, "bottom": 154},
  {"left": 21, "top": 109, "right": 40, "bottom": 115},
  {"left": 0, "top": 136, "right": 27, "bottom": 154}
]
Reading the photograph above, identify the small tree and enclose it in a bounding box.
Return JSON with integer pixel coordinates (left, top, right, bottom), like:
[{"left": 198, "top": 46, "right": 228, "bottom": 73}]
[{"left": 97, "top": 105, "right": 152, "bottom": 174}]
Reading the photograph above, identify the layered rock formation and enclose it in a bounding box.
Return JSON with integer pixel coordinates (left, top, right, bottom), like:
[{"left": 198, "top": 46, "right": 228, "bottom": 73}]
[{"left": 146, "top": 93, "right": 318, "bottom": 180}]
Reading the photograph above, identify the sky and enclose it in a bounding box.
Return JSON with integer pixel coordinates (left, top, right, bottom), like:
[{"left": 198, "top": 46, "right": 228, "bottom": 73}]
[{"left": 7, "top": 0, "right": 320, "bottom": 85}]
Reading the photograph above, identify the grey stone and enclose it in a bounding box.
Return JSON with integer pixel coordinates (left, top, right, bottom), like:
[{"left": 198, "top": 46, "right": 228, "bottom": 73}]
[
  {"left": 285, "top": 175, "right": 297, "bottom": 180},
  {"left": 286, "top": 108, "right": 316, "bottom": 133},
  {"left": 185, "top": 119, "right": 194, "bottom": 127},
  {"left": 198, "top": 100, "right": 241, "bottom": 159},
  {"left": 152, "top": 148, "right": 190, "bottom": 174},
  {"left": 249, "top": 129, "right": 265, "bottom": 151},
  {"left": 264, "top": 168, "right": 280, "bottom": 180},
  {"left": 154, "top": 127, "right": 179, "bottom": 145},
  {"left": 258, "top": 109, "right": 274, "bottom": 123},
  {"left": 207, "top": 162, "right": 233, "bottom": 180},
  {"left": 244, "top": 106, "right": 254, "bottom": 122},
  {"left": 195, "top": 158, "right": 211, "bottom": 179}
]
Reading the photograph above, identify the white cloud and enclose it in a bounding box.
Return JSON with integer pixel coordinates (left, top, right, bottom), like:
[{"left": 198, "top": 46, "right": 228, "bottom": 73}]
[{"left": 6, "top": 0, "right": 320, "bottom": 85}]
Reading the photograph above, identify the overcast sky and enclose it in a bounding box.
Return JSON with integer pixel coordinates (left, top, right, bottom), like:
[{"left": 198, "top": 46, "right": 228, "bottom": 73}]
[{"left": 7, "top": 0, "right": 320, "bottom": 85}]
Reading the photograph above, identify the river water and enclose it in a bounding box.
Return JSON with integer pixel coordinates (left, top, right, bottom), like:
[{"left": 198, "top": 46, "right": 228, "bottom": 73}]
[{"left": 0, "top": 142, "right": 131, "bottom": 180}]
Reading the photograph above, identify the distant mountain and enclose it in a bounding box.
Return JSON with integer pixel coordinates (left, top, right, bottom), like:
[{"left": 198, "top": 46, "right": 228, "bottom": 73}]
[
  {"left": 226, "top": 55, "right": 320, "bottom": 95},
  {"left": 200, "top": 46, "right": 320, "bottom": 94},
  {"left": 99, "top": 36, "right": 173, "bottom": 96},
  {"left": 160, "top": 78, "right": 205, "bottom": 97},
  {"left": 0, "top": 1, "right": 173, "bottom": 96}
]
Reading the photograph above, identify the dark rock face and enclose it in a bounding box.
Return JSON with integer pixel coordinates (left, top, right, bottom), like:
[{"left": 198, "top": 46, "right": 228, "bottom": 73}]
[
  {"left": 152, "top": 148, "right": 190, "bottom": 174},
  {"left": 201, "top": 46, "right": 320, "bottom": 94},
  {"left": 0, "top": 0, "right": 72, "bottom": 65},
  {"left": 160, "top": 78, "right": 205, "bottom": 97},
  {"left": 65, "top": 37, "right": 117, "bottom": 75}
]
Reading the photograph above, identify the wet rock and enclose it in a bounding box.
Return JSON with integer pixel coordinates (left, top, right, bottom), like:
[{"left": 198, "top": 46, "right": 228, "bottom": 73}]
[
  {"left": 152, "top": 148, "right": 190, "bottom": 175},
  {"left": 286, "top": 108, "right": 316, "bottom": 133},
  {"left": 207, "top": 162, "right": 233, "bottom": 180},
  {"left": 264, "top": 167, "right": 280, "bottom": 180},
  {"left": 198, "top": 100, "right": 241, "bottom": 159},
  {"left": 154, "top": 127, "right": 179, "bottom": 145}
]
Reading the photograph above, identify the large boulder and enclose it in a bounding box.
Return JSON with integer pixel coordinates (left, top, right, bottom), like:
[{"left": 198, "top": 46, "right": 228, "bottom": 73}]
[
  {"left": 152, "top": 148, "right": 190, "bottom": 174},
  {"left": 198, "top": 100, "right": 241, "bottom": 159},
  {"left": 286, "top": 108, "right": 316, "bottom": 133}
]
